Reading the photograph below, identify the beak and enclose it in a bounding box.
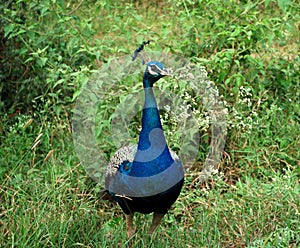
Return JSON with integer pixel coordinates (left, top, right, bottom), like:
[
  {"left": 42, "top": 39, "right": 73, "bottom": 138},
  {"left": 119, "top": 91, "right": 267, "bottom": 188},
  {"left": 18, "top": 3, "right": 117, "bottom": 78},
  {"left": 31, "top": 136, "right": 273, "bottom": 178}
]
[{"left": 161, "top": 68, "right": 172, "bottom": 77}]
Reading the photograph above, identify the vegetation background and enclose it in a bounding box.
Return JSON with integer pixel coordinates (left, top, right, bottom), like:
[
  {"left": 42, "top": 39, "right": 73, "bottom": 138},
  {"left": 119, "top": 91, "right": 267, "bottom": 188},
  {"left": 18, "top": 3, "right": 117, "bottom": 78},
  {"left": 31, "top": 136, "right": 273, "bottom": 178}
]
[{"left": 0, "top": 0, "right": 299, "bottom": 247}]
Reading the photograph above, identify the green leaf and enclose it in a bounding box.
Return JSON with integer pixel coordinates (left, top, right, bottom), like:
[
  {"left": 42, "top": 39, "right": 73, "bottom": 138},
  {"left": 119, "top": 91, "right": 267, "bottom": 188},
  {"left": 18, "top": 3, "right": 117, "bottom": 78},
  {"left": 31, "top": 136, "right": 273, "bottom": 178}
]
[
  {"left": 265, "top": 0, "right": 272, "bottom": 8},
  {"left": 37, "top": 57, "right": 48, "bottom": 67},
  {"left": 9, "top": 29, "right": 26, "bottom": 39},
  {"left": 72, "top": 89, "right": 82, "bottom": 102},
  {"left": 4, "top": 24, "right": 15, "bottom": 38},
  {"left": 236, "top": 76, "right": 241, "bottom": 87},
  {"left": 277, "top": 0, "right": 290, "bottom": 11},
  {"left": 24, "top": 57, "right": 34, "bottom": 64},
  {"left": 53, "top": 79, "right": 65, "bottom": 89}
]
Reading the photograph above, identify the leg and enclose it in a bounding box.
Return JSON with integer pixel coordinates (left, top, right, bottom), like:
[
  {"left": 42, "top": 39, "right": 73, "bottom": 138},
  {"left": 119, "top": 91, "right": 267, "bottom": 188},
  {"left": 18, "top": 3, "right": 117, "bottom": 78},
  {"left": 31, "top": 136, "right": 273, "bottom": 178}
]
[
  {"left": 125, "top": 213, "right": 136, "bottom": 238},
  {"left": 149, "top": 212, "right": 165, "bottom": 234}
]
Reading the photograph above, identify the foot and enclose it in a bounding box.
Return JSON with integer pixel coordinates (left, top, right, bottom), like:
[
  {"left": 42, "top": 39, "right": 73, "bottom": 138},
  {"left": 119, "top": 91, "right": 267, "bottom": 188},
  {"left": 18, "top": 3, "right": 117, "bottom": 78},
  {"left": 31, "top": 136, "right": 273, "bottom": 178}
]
[
  {"left": 149, "top": 212, "right": 165, "bottom": 235},
  {"left": 125, "top": 214, "right": 136, "bottom": 238}
]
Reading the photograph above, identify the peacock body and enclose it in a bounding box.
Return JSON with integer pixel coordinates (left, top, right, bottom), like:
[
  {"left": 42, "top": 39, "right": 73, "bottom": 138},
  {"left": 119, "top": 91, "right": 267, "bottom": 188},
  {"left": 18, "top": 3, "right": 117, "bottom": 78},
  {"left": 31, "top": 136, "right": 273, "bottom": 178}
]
[{"left": 102, "top": 46, "right": 184, "bottom": 238}]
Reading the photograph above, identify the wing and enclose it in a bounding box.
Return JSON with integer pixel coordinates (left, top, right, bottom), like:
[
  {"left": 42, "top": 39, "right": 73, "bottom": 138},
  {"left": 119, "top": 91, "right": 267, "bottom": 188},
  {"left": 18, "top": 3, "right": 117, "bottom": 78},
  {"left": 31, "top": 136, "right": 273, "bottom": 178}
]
[
  {"left": 105, "top": 145, "right": 183, "bottom": 197},
  {"left": 105, "top": 144, "right": 137, "bottom": 189}
]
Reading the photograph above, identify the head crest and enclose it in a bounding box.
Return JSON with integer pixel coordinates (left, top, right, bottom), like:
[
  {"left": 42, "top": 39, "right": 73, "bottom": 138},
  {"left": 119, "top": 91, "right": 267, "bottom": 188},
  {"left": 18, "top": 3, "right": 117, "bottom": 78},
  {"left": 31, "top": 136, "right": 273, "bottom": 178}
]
[{"left": 132, "top": 40, "right": 151, "bottom": 64}]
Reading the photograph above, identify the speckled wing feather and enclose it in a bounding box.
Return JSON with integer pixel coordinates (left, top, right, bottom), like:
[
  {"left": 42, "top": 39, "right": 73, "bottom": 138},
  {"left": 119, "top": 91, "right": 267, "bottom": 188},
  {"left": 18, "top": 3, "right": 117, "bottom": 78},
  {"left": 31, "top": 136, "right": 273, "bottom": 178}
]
[{"left": 105, "top": 144, "right": 137, "bottom": 189}]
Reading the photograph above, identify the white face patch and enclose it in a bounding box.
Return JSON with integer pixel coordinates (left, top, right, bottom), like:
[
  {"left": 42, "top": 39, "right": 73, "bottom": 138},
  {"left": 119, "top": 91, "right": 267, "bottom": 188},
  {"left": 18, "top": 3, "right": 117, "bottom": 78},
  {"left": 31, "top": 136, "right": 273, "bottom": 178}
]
[{"left": 147, "top": 64, "right": 162, "bottom": 76}]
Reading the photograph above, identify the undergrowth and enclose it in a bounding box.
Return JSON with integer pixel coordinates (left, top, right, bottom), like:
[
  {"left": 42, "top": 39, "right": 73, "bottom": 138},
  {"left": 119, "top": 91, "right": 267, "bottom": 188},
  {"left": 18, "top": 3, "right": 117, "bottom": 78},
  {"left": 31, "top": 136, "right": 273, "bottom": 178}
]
[{"left": 1, "top": 0, "right": 299, "bottom": 247}]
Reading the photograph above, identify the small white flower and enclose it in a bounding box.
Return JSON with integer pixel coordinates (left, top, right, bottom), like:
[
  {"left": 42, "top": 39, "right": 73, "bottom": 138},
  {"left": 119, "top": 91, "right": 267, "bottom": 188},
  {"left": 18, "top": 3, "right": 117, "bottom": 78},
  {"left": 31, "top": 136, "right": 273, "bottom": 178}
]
[{"left": 164, "top": 105, "right": 171, "bottom": 112}]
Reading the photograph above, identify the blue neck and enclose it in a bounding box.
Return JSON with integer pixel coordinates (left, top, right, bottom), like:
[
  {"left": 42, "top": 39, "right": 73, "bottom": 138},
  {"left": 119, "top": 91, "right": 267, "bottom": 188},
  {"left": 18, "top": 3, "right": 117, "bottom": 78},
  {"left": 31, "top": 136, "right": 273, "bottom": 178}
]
[
  {"left": 138, "top": 87, "right": 163, "bottom": 150},
  {"left": 140, "top": 87, "right": 161, "bottom": 137},
  {"left": 131, "top": 82, "right": 174, "bottom": 177}
]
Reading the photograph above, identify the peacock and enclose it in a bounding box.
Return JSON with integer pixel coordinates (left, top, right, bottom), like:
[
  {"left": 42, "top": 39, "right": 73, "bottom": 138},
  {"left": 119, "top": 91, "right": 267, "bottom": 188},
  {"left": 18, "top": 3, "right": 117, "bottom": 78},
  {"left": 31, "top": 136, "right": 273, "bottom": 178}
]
[{"left": 101, "top": 42, "right": 184, "bottom": 238}]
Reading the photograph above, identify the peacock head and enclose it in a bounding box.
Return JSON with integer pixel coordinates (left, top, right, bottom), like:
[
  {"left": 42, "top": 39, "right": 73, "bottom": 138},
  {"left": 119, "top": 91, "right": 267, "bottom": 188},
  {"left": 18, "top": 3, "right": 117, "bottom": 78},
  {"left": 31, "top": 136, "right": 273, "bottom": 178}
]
[{"left": 143, "top": 61, "right": 172, "bottom": 88}]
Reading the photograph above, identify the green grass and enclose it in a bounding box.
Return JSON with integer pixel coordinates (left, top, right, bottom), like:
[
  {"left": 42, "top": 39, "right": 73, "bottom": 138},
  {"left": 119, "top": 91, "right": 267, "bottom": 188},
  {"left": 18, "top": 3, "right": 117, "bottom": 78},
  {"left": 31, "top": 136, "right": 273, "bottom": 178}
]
[{"left": 1, "top": 0, "right": 300, "bottom": 247}]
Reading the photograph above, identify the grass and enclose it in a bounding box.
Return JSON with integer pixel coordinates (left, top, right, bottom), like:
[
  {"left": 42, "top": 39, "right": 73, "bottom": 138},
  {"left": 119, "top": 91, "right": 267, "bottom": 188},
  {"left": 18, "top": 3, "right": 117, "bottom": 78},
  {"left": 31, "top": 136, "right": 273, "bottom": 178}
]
[{"left": 1, "top": 0, "right": 300, "bottom": 247}]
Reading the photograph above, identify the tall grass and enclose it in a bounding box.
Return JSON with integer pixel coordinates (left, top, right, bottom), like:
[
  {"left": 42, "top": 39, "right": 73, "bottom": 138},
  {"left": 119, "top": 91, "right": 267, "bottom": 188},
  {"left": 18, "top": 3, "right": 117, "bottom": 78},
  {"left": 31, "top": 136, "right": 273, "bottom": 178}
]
[{"left": 1, "top": 0, "right": 299, "bottom": 247}]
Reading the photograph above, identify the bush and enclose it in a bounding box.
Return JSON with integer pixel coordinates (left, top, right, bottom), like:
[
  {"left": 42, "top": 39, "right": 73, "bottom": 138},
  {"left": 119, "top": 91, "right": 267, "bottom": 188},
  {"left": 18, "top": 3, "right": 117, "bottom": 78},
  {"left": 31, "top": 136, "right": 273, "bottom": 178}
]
[{"left": 0, "top": 0, "right": 100, "bottom": 118}]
